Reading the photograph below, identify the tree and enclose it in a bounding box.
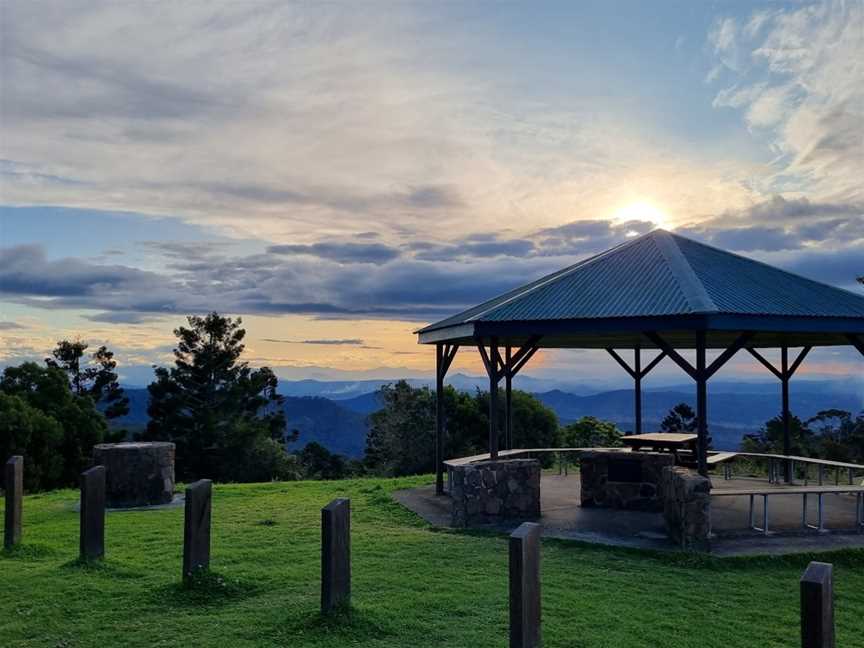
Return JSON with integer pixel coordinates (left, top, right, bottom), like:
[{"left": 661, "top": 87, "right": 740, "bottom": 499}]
[
  {"left": 559, "top": 416, "right": 623, "bottom": 448},
  {"left": 0, "top": 392, "right": 64, "bottom": 491},
  {"left": 660, "top": 403, "right": 698, "bottom": 433},
  {"left": 142, "top": 312, "right": 291, "bottom": 482},
  {"left": 741, "top": 414, "right": 813, "bottom": 456},
  {"left": 46, "top": 341, "right": 130, "bottom": 419},
  {"left": 365, "top": 381, "right": 436, "bottom": 477},
  {"left": 806, "top": 409, "right": 864, "bottom": 464},
  {"left": 364, "top": 381, "right": 559, "bottom": 477},
  {"left": 298, "top": 442, "right": 350, "bottom": 480},
  {"left": 0, "top": 362, "right": 108, "bottom": 487}
]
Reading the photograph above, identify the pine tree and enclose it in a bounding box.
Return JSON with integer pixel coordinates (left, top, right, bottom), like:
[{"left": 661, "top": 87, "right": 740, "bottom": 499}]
[{"left": 144, "top": 312, "right": 291, "bottom": 481}]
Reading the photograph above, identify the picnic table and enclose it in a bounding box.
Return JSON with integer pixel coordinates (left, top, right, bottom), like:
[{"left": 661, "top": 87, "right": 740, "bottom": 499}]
[{"left": 621, "top": 433, "right": 697, "bottom": 463}]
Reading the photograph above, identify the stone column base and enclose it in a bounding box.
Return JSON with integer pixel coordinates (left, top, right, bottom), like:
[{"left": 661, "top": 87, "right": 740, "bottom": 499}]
[
  {"left": 450, "top": 459, "right": 541, "bottom": 528},
  {"left": 661, "top": 466, "right": 711, "bottom": 551}
]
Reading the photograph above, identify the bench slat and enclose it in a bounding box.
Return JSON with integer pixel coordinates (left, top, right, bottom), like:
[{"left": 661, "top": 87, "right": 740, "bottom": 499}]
[{"left": 712, "top": 486, "right": 864, "bottom": 496}]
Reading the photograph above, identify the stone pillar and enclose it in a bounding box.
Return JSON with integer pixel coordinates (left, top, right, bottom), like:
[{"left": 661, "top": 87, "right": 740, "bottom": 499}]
[
  {"left": 4, "top": 455, "right": 23, "bottom": 549},
  {"left": 93, "top": 442, "right": 175, "bottom": 508},
  {"left": 661, "top": 466, "right": 712, "bottom": 551},
  {"left": 450, "top": 459, "right": 541, "bottom": 528},
  {"left": 183, "top": 479, "right": 212, "bottom": 580},
  {"left": 801, "top": 561, "right": 834, "bottom": 648},
  {"left": 80, "top": 465, "right": 106, "bottom": 560},
  {"left": 509, "top": 522, "right": 541, "bottom": 648},
  {"left": 321, "top": 498, "right": 351, "bottom": 613}
]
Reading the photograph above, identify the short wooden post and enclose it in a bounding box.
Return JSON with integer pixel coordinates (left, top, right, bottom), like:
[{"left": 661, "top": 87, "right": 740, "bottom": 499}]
[
  {"left": 80, "top": 465, "right": 106, "bottom": 560},
  {"left": 801, "top": 561, "right": 834, "bottom": 648},
  {"left": 4, "top": 456, "right": 23, "bottom": 549},
  {"left": 509, "top": 522, "right": 541, "bottom": 648},
  {"left": 183, "top": 479, "right": 212, "bottom": 580},
  {"left": 321, "top": 498, "right": 351, "bottom": 613}
]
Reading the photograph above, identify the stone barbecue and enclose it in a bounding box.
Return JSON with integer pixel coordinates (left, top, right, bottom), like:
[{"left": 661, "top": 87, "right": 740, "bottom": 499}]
[
  {"left": 93, "top": 442, "right": 175, "bottom": 508},
  {"left": 450, "top": 458, "right": 540, "bottom": 527},
  {"left": 580, "top": 450, "right": 673, "bottom": 512}
]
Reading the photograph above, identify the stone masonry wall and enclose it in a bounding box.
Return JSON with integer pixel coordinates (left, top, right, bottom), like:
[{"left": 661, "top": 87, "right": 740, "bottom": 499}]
[
  {"left": 450, "top": 459, "right": 541, "bottom": 528},
  {"left": 661, "top": 466, "right": 712, "bottom": 551},
  {"left": 93, "top": 442, "right": 175, "bottom": 508},
  {"left": 580, "top": 450, "right": 673, "bottom": 512}
]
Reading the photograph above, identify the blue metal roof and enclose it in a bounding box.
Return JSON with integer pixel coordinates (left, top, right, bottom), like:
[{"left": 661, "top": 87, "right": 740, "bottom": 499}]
[{"left": 419, "top": 229, "right": 864, "bottom": 337}]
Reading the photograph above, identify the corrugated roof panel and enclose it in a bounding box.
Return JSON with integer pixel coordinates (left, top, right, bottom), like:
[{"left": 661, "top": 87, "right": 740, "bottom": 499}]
[
  {"left": 676, "top": 236, "right": 864, "bottom": 318},
  {"left": 481, "top": 234, "right": 691, "bottom": 320},
  {"left": 418, "top": 229, "right": 864, "bottom": 333}
]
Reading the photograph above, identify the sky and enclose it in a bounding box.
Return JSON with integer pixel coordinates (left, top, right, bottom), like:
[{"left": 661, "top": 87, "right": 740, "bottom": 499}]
[{"left": 0, "top": 1, "right": 862, "bottom": 389}]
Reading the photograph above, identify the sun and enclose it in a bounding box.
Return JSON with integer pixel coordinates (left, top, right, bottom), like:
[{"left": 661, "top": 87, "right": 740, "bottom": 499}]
[{"left": 613, "top": 201, "right": 670, "bottom": 232}]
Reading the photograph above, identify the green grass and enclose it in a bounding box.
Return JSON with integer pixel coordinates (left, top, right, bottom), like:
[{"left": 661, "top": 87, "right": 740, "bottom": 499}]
[{"left": 2, "top": 477, "right": 863, "bottom": 648}]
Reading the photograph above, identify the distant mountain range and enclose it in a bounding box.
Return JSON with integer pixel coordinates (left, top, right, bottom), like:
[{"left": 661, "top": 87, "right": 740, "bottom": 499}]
[
  {"left": 114, "top": 388, "right": 369, "bottom": 457},
  {"left": 113, "top": 378, "right": 863, "bottom": 458}
]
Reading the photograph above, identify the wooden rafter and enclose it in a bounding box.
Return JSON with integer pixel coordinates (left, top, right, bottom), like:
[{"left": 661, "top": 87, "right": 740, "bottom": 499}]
[
  {"left": 605, "top": 347, "right": 667, "bottom": 379},
  {"left": 706, "top": 332, "right": 754, "bottom": 379},
  {"left": 747, "top": 345, "right": 812, "bottom": 380},
  {"left": 644, "top": 332, "right": 698, "bottom": 380}
]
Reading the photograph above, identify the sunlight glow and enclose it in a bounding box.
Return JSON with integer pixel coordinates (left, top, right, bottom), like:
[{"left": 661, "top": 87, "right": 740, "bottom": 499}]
[{"left": 613, "top": 201, "right": 670, "bottom": 230}]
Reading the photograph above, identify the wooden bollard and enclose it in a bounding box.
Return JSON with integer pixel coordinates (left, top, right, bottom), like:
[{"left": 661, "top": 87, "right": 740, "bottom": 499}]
[
  {"left": 321, "top": 498, "right": 351, "bottom": 613},
  {"left": 801, "top": 561, "right": 834, "bottom": 648},
  {"left": 80, "top": 466, "right": 106, "bottom": 560},
  {"left": 183, "top": 479, "right": 212, "bottom": 580},
  {"left": 509, "top": 522, "right": 541, "bottom": 648},
  {"left": 4, "top": 456, "right": 23, "bottom": 549}
]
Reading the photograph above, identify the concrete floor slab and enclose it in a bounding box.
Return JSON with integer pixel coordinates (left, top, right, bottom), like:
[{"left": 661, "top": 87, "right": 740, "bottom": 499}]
[{"left": 392, "top": 473, "right": 864, "bottom": 557}]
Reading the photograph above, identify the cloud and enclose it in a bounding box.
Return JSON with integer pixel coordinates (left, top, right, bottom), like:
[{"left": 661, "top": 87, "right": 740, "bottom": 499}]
[
  {"left": 267, "top": 242, "right": 401, "bottom": 265},
  {"left": 1, "top": 1, "right": 775, "bottom": 249},
  {"left": 680, "top": 195, "right": 864, "bottom": 253},
  {"left": 0, "top": 321, "right": 24, "bottom": 330},
  {"left": 0, "top": 244, "right": 166, "bottom": 298},
  {"left": 262, "top": 338, "right": 365, "bottom": 345},
  {"left": 708, "top": 3, "right": 864, "bottom": 203},
  {"left": 83, "top": 312, "right": 166, "bottom": 325},
  {"left": 0, "top": 242, "right": 563, "bottom": 321}
]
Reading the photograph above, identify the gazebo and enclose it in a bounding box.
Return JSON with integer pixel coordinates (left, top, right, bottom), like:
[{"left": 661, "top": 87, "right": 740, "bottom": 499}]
[{"left": 416, "top": 229, "right": 864, "bottom": 495}]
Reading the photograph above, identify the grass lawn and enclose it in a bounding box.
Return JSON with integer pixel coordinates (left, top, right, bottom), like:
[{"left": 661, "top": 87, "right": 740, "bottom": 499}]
[{"left": 2, "top": 476, "right": 863, "bottom": 648}]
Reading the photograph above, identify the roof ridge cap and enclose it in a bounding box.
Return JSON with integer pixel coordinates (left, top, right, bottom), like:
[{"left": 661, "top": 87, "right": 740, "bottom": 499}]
[
  {"left": 465, "top": 231, "right": 651, "bottom": 323},
  {"left": 652, "top": 230, "right": 716, "bottom": 313}
]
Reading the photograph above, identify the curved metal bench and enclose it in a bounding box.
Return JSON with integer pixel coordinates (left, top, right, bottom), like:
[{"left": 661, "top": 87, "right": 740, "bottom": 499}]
[{"left": 712, "top": 485, "right": 864, "bottom": 535}]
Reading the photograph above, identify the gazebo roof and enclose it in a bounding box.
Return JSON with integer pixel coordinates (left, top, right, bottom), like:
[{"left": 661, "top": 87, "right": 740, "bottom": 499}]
[{"left": 417, "top": 229, "right": 864, "bottom": 349}]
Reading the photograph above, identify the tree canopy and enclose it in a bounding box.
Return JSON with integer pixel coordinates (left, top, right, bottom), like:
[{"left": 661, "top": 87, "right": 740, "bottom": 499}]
[
  {"left": 559, "top": 416, "right": 623, "bottom": 448},
  {"left": 742, "top": 409, "right": 864, "bottom": 464},
  {"left": 0, "top": 362, "right": 108, "bottom": 489},
  {"left": 660, "top": 403, "right": 698, "bottom": 433},
  {"left": 46, "top": 340, "right": 130, "bottom": 419},
  {"left": 364, "top": 380, "right": 558, "bottom": 477}
]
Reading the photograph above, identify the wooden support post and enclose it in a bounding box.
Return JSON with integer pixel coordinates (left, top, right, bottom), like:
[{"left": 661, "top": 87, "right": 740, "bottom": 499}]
[
  {"left": 509, "top": 522, "right": 541, "bottom": 648},
  {"left": 435, "top": 344, "right": 445, "bottom": 496},
  {"left": 183, "top": 479, "right": 212, "bottom": 580},
  {"left": 79, "top": 465, "right": 106, "bottom": 561},
  {"left": 782, "top": 347, "right": 792, "bottom": 483},
  {"left": 800, "top": 561, "right": 834, "bottom": 648},
  {"left": 321, "top": 498, "right": 351, "bottom": 614},
  {"left": 4, "top": 455, "right": 23, "bottom": 549},
  {"left": 634, "top": 348, "right": 642, "bottom": 436},
  {"left": 505, "top": 346, "right": 513, "bottom": 450},
  {"left": 696, "top": 332, "right": 708, "bottom": 477},
  {"left": 489, "top": 338, "right": 500, "bottom": 460}
]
